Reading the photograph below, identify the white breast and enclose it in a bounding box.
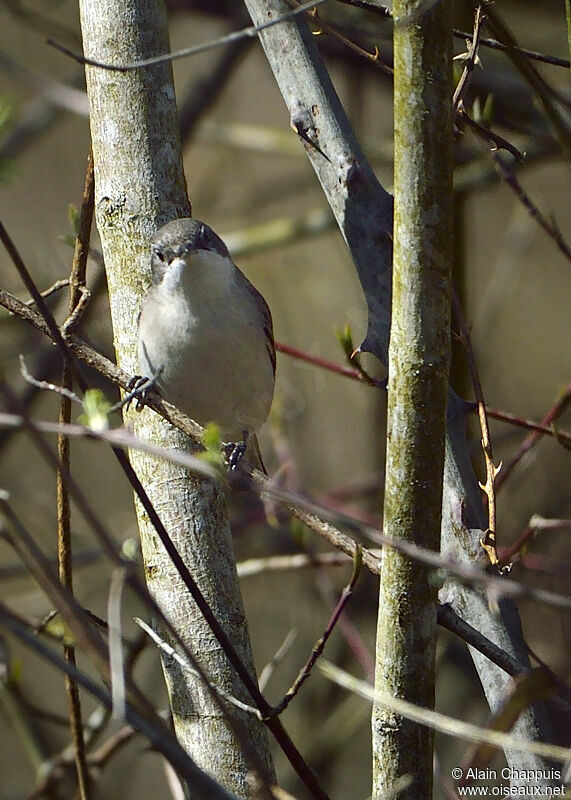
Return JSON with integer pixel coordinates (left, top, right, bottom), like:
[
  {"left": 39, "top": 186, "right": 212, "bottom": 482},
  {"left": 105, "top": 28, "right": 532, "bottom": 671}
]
[{"left": 138, "top": 251, "right": 274, "bottom": 440}]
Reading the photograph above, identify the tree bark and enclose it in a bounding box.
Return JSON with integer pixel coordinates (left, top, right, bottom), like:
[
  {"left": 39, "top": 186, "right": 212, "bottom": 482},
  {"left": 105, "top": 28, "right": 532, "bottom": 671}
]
[
  {"left": 244, "top": 0, "right": 555, "bottom": 782},
  {"left": 371, "top": 2, "right": 453, "bottom": 797},
  {"left": 78, "top": 2, "right": 274, "bottom": 795}
]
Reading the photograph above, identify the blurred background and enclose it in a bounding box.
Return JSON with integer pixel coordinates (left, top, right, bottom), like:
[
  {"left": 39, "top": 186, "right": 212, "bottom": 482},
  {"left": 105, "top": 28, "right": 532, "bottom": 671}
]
[{"left": 0, "top": 1, "right": 569, "bottom": 798}]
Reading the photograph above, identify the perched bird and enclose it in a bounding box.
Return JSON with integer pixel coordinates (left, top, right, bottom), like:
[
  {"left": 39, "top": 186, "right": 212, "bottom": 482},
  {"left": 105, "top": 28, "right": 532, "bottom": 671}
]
[{"left": 136, "top": 218, "right": 275, "bottom": 468}]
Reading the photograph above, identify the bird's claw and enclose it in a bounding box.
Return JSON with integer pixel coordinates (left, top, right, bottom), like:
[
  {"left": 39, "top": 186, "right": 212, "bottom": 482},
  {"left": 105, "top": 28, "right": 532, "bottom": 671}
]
[
  {"left": 123, "top": 370, "right": 162, "bottom": 412},
  {"left": 223, "top": 431, "right": 249, "bottom": 471}
]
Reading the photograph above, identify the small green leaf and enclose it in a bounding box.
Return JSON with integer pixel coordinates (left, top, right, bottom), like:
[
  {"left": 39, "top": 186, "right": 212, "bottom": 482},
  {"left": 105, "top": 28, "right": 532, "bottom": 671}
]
[
  {"left": 335, "top": 323, "right": 354, "bottom": 361},
  {"left": 482, "top": 94, "right": 494, "bottom": 125},
  {"left": 199, "top": 423, "right": 226, "bottom": 472},
  {"left": 79, "top": 389, "right": 112, "bottom": 431},
  {"left": 9, "top": 658, "right": 23, "bottom": 684},
  {"left": 68, "top": 203, "right": 80, "bottom": 234},
  {"left": 43, "top": 614, "right": 76, "bottom": 647},
  {"left": 290, "top": 517, "right": 308, "bottom": 547}
]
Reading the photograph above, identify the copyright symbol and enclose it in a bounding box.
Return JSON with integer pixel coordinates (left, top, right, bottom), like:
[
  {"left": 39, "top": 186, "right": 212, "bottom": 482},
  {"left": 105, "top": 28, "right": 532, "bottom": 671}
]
[{"left": 452, "top": 768, "right": 463, "bottom": 780}]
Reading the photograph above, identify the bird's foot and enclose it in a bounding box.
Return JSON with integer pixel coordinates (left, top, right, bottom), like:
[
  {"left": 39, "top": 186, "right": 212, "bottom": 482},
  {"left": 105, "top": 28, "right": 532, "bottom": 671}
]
[
  {"left": 223, "top": 430, "right": 249, "bottom": 471},
  {"left": 123, "top": 369, "right": 162, "bottom": 412}
]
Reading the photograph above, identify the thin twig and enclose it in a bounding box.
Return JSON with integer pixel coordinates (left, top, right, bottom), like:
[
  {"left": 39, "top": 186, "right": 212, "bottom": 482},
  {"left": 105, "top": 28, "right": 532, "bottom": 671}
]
[
  {"left": 485, "top": 405, "right": 571, "bottom": 446},
  {"left": 452, "top": 5, "right": 484, "bottom": 111},
  {"left": 499, "top": 517, "right": 571, "bottom": 565},
  {"left": 319, "top": 660, "right": 571, "bottom": 763},
  {"left": 47, "top": 0, "right": 327, "bottom": 72},
  {"left": 290, "top": 0, "right": 393, "bottom": 75},
  {"left": 457, "top": 108, "right": 525, "bottom": 162},
  {"left": 484, "top": 7, "right": 571, "bottom": 159},
  {"left": 452, "top": 291, "right": 503, "bottom": 570},
  {"left": 496, "top": 382, "right": 571, "bottom": 491},
  {"left": 22, "top": 279, "right": 70, "bottom": 306},
  {"left": 19, "top": 355, "right": 82, "bottom": 406},
  {"left": 58, "top": 150, "right": 94, "bottom": 800},
  {"left": 276, "top": 341, "right": 571, "bottom": 445},
  {"left": 258, "top": 630, "right": 298, "bottom": 693},
  {"left": 492, "top": 153, "right": 571, "bottom": 264},
  {"left": 238, "top": 552, "right": 353, "bottom": 578},
  {"left": 0, "top": 411, "right": 216, "bottom": 479},
  {"left": 0, "top": 221, "right": 84, "bottom": 387},
  {"left": 134, "top": 618, "right": 262, "bottom": 719},
  {"left": 454, "top": 30, "right": 571, "bottom": 70},
  {"left": 108, "top": 568, "right": 128, "bottom": 721},
  {"left": 271, "top": 547, "right": 363, "bottom": 716},
  {"left": 276, "top": 341, "right": 365, "bottom": 382},
  {"left": 337, "top": 0, "right": 571, "bottom": 68}
]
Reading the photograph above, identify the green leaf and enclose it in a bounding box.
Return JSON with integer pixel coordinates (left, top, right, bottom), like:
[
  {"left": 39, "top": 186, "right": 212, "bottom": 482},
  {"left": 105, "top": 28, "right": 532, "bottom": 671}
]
[
  {"left": 198, "top": 423, "right": 226, "bottom": 473},
  {"left": 78, "top": 389, "right": 112, "bottom": 431}
]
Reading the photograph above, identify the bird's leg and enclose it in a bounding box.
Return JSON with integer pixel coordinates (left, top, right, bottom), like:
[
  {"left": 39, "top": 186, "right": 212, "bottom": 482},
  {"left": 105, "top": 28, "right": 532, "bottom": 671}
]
[
  {"left": 122, "top": 368, "right": 163, "bottom": 412},
  {"left": 223, "top": 430, "right": 249, "bottom": 471}
]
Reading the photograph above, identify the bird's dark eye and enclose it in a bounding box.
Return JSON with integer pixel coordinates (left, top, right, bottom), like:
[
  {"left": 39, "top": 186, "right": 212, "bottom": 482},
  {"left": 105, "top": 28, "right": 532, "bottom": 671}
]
[{"left": 198, "top": 224, "right": 211, "bottom": 250}]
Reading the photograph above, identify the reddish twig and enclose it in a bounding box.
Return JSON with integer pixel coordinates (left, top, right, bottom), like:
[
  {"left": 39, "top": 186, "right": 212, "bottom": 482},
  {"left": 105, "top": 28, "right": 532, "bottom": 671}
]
[
  {"left": 485, "top": 405, "right": 571, "bottom": 447},
  {"left": 496, "top": 382, "right": 571, "bottom": 491},
  {"left": 492, "top": 153, "right": 571, "bottom": 264},
  {"left": 276, "top": 341, "right": 364, "bottom": 381},
  {"left": 270, "top": 547, "right": 362, "bottom": 716},
  {"left": 499, "top": 516, "right": 571, "bottom": 565}
]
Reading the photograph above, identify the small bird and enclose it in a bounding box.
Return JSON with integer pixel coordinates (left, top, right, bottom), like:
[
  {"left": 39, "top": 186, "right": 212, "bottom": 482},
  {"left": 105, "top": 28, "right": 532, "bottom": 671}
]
[{"left": 136, "top": 218, "right": 275, "bottom": 468}]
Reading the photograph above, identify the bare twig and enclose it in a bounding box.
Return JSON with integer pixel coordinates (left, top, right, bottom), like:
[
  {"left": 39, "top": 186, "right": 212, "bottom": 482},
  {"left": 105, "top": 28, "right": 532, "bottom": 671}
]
[
  {"left": 237, "top": 552, "right": 353, "bottom": 578},
  {"left": 492, "top": 153, "right": 571, "bottom": 264},
  {"left": 319, "top": 660, "right": 571, "bottom": 763},
  {"left": 499, "top": 517, "right": 571, "bottom": 565},
  {"left": 57, "top": 150, "right": 94, "bottom": 800},
  {"left": 290, "top": 0, "right": 393, "bottom": 75},
  {"left": 336, "top": 1, "right": 571, "bottom": 68},
  {"left": 485, "top": 405, "right": 571, "bottom": 447},
  {"left": 258, "top": 630, "right": 298, "bottom": 693},
  {"left": 19, "top": 355, "right": 82, "bottom": 405},
  {"left": 22, "top": 279, "right": 70, "bottom": 306},
  {"left": 452, "top": 5, "right": 484, "bottom": 111},
  {"left": 276, "top": 341, "right": 571, "bottom": 446},
  {"left": 48, "top": 0, "right": 327, "bottom": 72},
  {"left": 0, "top": 605, "right": 240, "bottom": 799},
  {"left": 457, "top": 108, "right": 525, "bottom": 162},
  {"left": 0, "top": 221, "right": 85, "bottom": 387},
  {"left": 451, "top": 291, "right": 503, "bottom": 570},
  {"left": 484, "top": 7, "right": 571, "bottom": 159},
  {"left": 134, "top": 618, "right": 262, "bottom": 719},
  {"left": 276, "top": 340, "right": 365, "bottom": 383},
  {"left": 271, "top": 548, "right": 362, "bottom": 716},
  {"left": 496, "top": 382, "right": 571, "bottom": 491},
  {"left": 108, "top": 568, "right": 128, "bottom": 721},
  {"left": 0, "top": 412, "right": 215, "bottom": 478}
]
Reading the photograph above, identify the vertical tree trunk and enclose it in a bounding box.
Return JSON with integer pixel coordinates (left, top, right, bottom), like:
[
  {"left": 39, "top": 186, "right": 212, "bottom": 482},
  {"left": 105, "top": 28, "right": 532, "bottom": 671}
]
[
  {"left": 78, "top": 2, "right": 275, "bottom": 795},
  {"left": 372, "top": 2, "right": 453, "bottom": 798}
]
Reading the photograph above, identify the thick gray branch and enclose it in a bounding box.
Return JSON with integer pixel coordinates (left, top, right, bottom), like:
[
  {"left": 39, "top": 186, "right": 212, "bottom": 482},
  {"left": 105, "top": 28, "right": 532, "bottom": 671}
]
[
  {"left": 78, "top": 1, "right": 274, "bottom": 795},
  {"left": 372, "top": 2, "right": 453, "bottom": 796},
  {"left": 244, "top": 0, "right": 555, "bottom": 777}
]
